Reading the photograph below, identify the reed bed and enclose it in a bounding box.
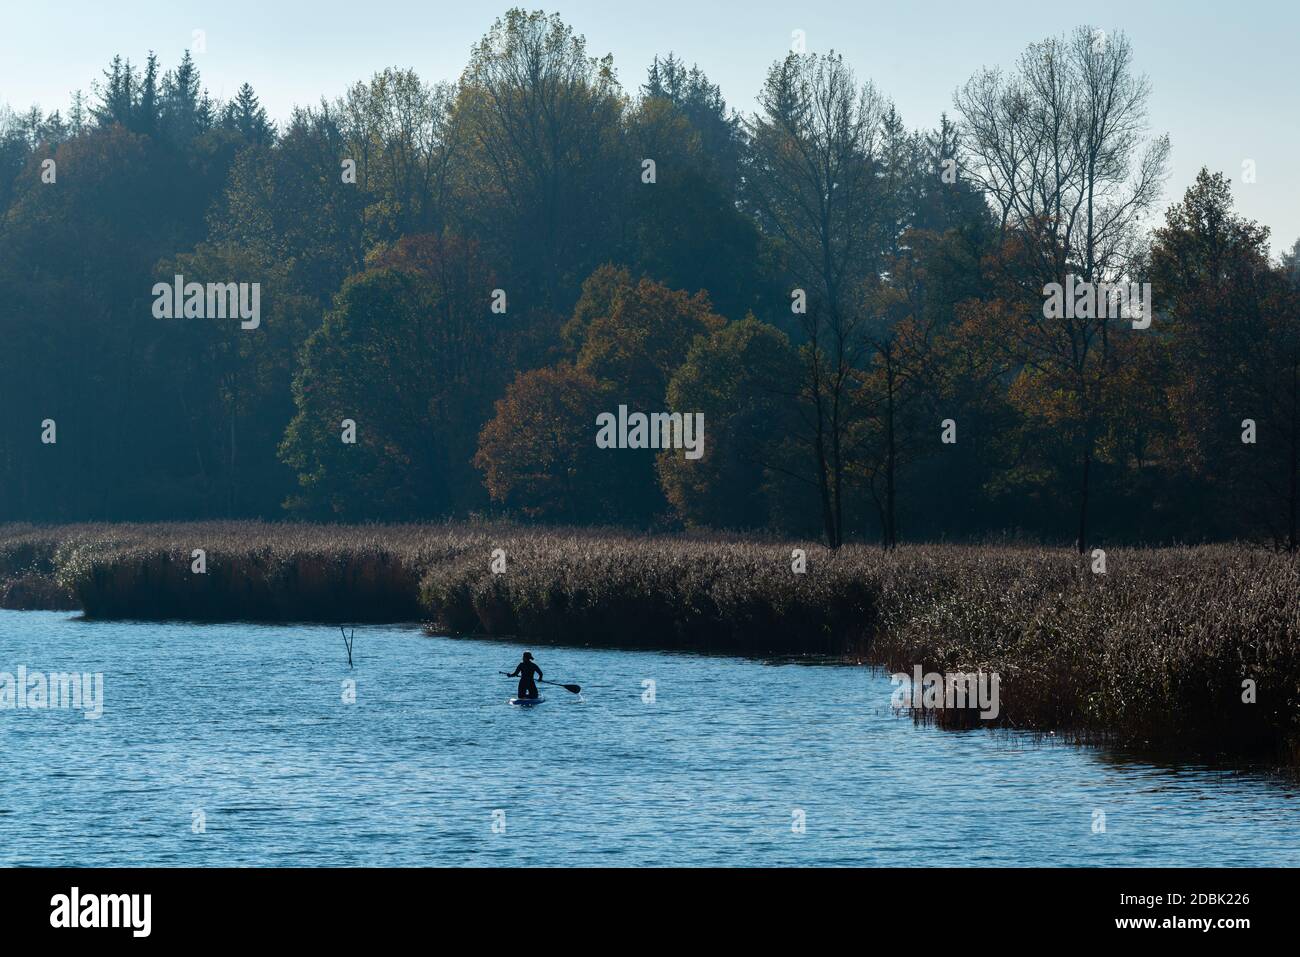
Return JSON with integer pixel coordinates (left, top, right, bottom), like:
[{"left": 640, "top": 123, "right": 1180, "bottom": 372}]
[
  {"left": 420, "top": 533, "right": 875, "bottom": 654},
  {"left": 2, "top": 521, "right": 481, "bottom": 620},
  {"left": 867, "top": 546, "right": 1300, "bottom": 761},
  {"left": 0, "top": 523, "right": 87, "bottom": 610},
  {"left": 1, "top": 522, "right": 1296, "bottom": 762},
  {"left": 420, "top": 536, "right": 1300, "bottom": 760}
]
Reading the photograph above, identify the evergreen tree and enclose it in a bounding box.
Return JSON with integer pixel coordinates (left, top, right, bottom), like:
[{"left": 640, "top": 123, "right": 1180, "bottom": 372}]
[
  {"left": 222, "top": 82, "right": 273, "bottom": 144},
  {"left": 138, "top": 52, "right": 160, "bottom": 135},
  {"left": 92, "top": 55, "right": 137, "bottom": 128},
  {"left": 161, "top": 50, "right": 203, "bottom": 142}
]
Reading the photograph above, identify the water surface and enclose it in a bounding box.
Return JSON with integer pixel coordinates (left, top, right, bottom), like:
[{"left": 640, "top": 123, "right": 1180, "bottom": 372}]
[{"left": 1, "top": 609, "right": 1296, "bottom": 866}]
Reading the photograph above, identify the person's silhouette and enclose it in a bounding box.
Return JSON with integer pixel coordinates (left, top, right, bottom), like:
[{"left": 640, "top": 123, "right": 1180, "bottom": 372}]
[{"left": 507, "top": 652, "right": 542, "bottom": 699}]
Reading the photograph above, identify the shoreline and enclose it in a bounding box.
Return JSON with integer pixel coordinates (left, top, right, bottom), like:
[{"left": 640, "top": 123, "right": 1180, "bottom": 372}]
[{"left": 3, "top": 522, "right": 1298, "bottom": 766}]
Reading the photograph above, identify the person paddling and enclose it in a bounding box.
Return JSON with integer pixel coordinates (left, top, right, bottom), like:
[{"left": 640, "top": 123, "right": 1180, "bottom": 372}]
[{"left": 506, "top": 652, "right": 543, "bottom": 700}]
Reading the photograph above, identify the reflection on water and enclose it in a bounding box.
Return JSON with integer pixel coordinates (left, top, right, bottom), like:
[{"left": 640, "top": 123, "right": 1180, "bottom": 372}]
[{"left": 1, "top": 609, "right": 1296, "bottom": 866}]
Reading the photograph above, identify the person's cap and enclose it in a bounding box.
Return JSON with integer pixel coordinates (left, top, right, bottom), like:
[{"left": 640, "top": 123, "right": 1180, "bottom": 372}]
[{"left": 522, "top": 652, "right": 533, "bottom": 660}]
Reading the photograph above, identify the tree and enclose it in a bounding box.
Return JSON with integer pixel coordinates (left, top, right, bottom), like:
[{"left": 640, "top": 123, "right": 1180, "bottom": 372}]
[
  {"left": 659, "top": 317, "right": 805, "bottom": 530},
  {"left": 744, "top": 51, "right": 890, "bottom": 547},
  {"left": 476, "top": 265, "right": 727, "bottom": 525},
  {"left": 854, "top": 116, "right": 994, "bottom": 548},
  {"left": 0, "top": 121, "right": 216, "bottom": 520},
  {"left": 334, "top": 68, "right": 459, "bottom": 241},
  {"left": 643, "top": 54, "right": 741, "bottom": 186},
  {"left": 210, "top": 105, "right": 368, "bottom": 300},
  {"left": 280, "top": 235, "right": 508, "bottom": 518},
  {"left": 569, "top": 266, "right": 726, "bottom": 408},
  {"left": 222, "top": 83, "right": 274, "bottom": 144},
  {"left": 156, "top": 242, "right": 309, "bottom": 516},
  {"left": 1151, "top": 170, "right": 1300, "bottom": 548},
  {"left": 450, "top": 9, "right": 627, "bottom": 312},
  {"left": 474, "top": 363, "right": 611, "bottom": 521},
  {"left": 745, "top": 51, "right": 888, "bottom": 323},
  {"left": 955, "top": 25, "right": 1170, "bottom": 550},
  {"left": 138, "top": 52, "right": 160, "bottom": 137},
  {"left": 92, "top": 56, "right": 138, "bottom": 129},
  {"left": 161, "top": 50, "right": 206, "bottom": 143},
  {"left": 566, "top": 265, "right": 727, "bottom": 523},
  {"left": 627, "top": 57, "right": 765, "bottom": 320}
]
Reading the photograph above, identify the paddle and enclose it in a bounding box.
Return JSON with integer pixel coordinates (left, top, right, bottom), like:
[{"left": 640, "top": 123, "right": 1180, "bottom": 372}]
[
  {"left": 499, "top": 672, "right": 582, "bottom": 695},
  {"left": 539, "top": 678, "right": 582, "bottom": 694}
]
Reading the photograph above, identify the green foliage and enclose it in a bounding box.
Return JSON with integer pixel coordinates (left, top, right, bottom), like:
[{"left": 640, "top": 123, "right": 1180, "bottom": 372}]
[
  {"left": 660, "top": 318, "right": 805, "bottom": 530},
  {"left": 450, "top": 8, "right": 628, "bottom": 311},
  {"left": 280, "top": 235, "right": 508, "bottom": 519}
]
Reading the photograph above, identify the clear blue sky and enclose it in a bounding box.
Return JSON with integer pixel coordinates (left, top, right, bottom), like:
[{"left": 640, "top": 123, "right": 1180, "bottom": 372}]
[{"left": 4, "top": 0, "right": 1296, "bottom": 253}]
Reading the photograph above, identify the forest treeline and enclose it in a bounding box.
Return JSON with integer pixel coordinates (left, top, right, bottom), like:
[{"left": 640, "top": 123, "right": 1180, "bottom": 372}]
[{"left": 1, "top": 9, "right": 1297, "bottom": 549}]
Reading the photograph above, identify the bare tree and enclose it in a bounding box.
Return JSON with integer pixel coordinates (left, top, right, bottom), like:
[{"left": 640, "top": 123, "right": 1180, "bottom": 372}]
[{"left": 955, "top": 26, "right": 1170, "bottom": 550}]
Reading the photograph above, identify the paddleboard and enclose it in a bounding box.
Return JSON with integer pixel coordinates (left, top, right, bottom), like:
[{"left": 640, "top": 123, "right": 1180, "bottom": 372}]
[{"left": 510, "top": 697, "right": 545, "bottom": 706}]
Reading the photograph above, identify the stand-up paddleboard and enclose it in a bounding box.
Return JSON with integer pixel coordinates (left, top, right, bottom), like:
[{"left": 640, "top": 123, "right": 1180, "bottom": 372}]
[{"left": 499, "top": 670, "right": 579, "bottom": 703}]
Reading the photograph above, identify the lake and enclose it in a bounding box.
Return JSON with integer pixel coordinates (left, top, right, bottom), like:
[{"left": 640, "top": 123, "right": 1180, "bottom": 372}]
[{"left": 1, "top": 609, "right": 1296, "bottom": 866}]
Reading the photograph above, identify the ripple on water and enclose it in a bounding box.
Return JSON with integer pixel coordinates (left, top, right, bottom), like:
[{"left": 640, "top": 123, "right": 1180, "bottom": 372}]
[{"left": 0, "top": 609, "right": 1297, "bottom": 866}]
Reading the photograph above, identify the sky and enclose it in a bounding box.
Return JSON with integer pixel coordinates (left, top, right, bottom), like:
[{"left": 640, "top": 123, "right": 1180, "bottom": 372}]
[{"left": 3, "top": 0, "right": 1297, "bottom": 254}]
